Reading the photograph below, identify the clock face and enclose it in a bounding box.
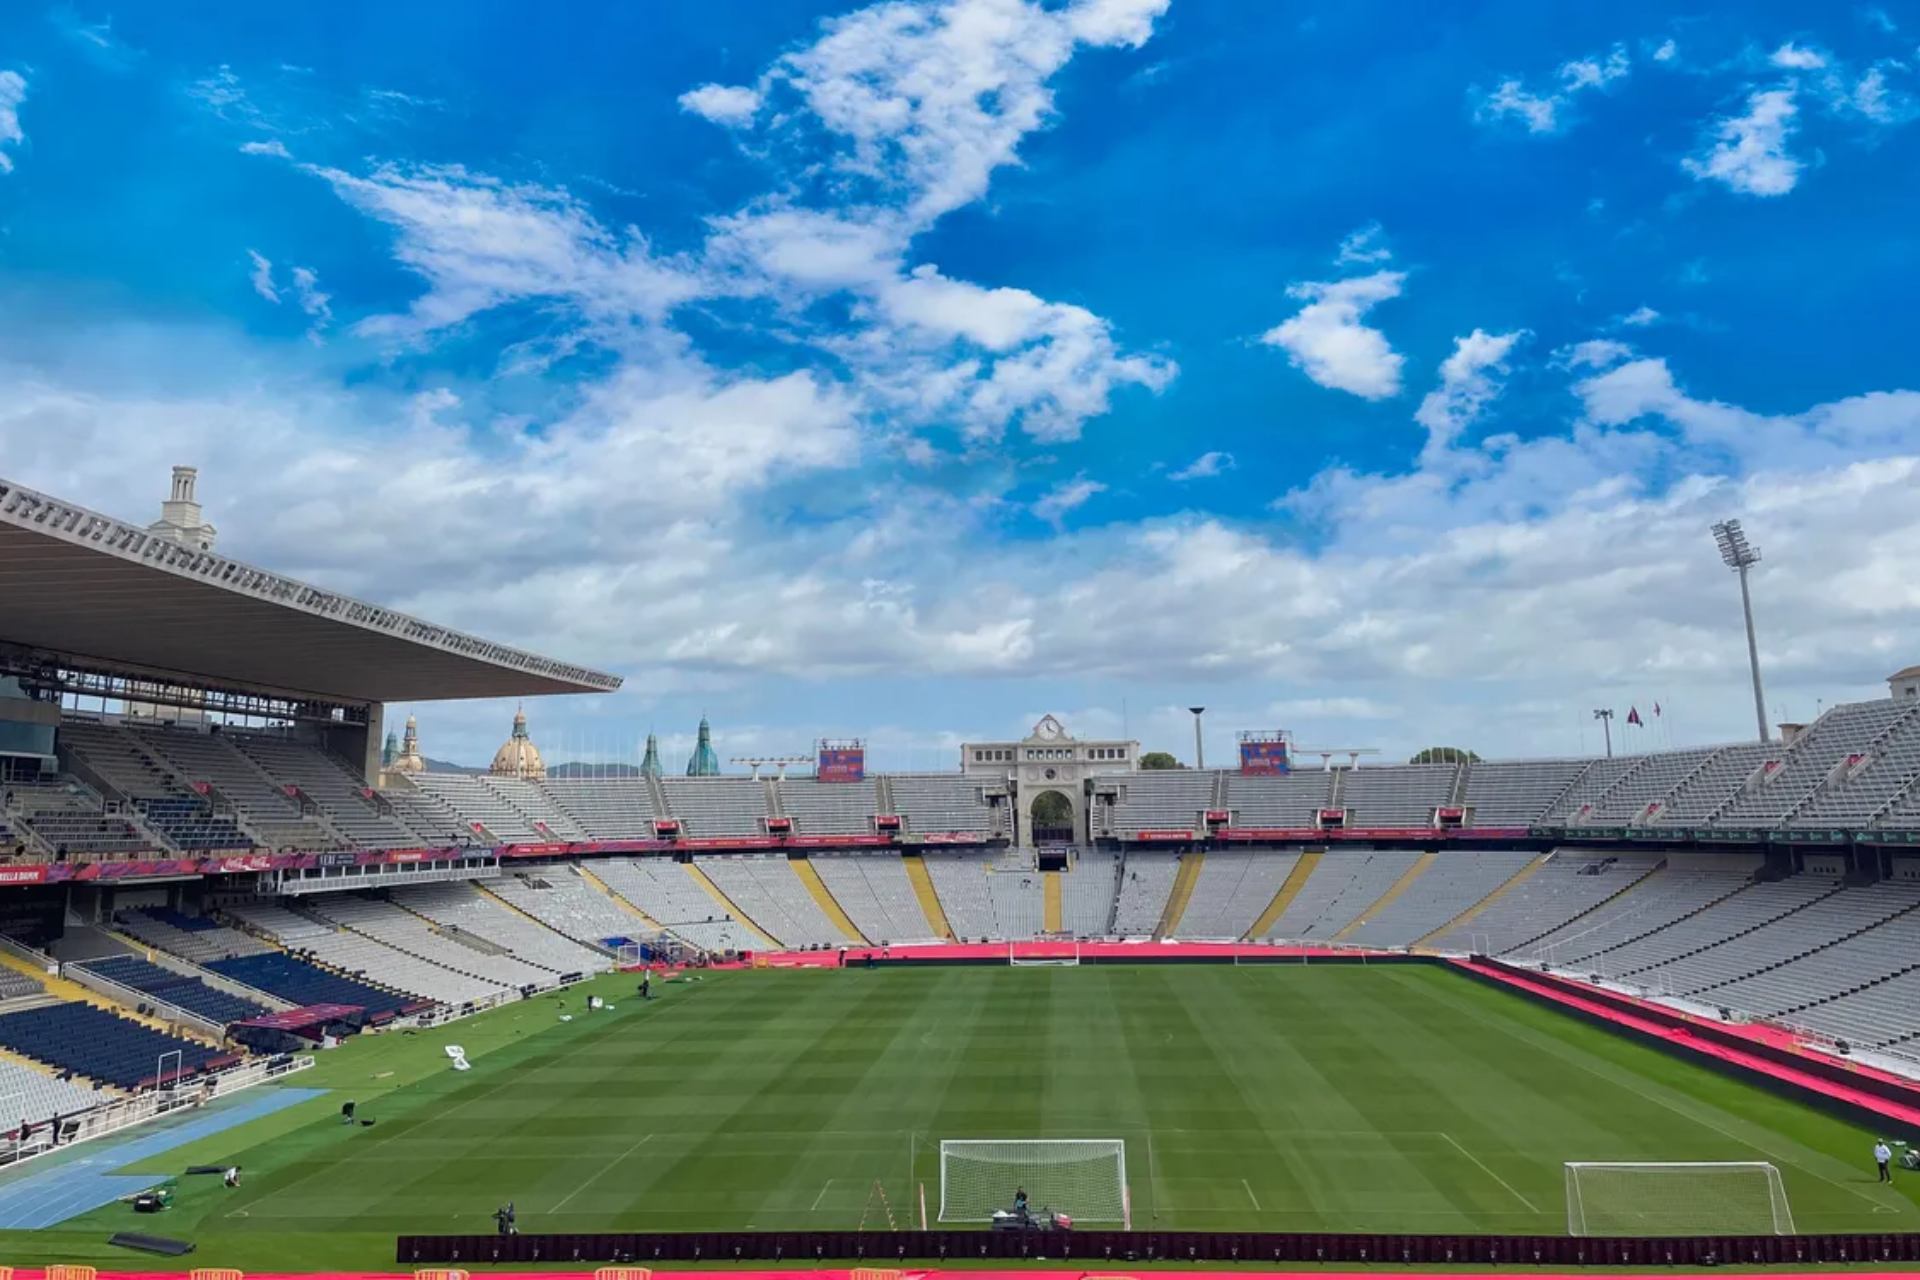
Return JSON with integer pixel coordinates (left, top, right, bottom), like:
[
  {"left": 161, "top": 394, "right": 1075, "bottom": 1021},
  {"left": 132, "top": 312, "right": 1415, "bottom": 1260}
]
[{"left": 1032, "top": 714, "right": 1066, "bottom": 741}]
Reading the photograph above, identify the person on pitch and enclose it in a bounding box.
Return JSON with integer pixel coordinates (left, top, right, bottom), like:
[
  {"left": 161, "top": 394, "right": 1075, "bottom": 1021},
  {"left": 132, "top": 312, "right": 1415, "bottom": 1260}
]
[
  {"left": 1875, "top": 1139, "right": 1893, "bottom": 1183},
  {"left": 1013, "top": 1187, "right": 1029, "bottom": 1220}
]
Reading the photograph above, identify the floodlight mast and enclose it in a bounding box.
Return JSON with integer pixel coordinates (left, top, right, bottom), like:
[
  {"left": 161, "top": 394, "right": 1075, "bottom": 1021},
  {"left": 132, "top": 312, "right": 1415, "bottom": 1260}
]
[
  {"left": 1712, "top": 519, "right": 1769, "bottom": 743},
  {"left": 1188, "top": 707, "right": 1206, "bottom": 770}
]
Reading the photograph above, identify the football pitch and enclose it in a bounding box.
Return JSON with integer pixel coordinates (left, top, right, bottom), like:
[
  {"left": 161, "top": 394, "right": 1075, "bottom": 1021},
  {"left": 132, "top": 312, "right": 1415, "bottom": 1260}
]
[{"left": 6, "top": 962, "right": 1917, "bottom": 1269}]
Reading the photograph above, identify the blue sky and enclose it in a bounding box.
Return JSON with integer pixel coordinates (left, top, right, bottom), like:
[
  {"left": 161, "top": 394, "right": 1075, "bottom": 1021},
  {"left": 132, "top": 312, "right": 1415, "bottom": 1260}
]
[{"left": 4, "top": 0, "right": 1919, "bottom": 771}]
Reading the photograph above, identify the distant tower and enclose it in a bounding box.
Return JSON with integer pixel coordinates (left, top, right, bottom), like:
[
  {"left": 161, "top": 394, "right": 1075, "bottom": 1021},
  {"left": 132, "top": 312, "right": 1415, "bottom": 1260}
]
[
  {"left": 382, "top": 730, "right": 399, "bottom": 768},
  {"left": 147, "top": 466, "right": 218, "bottom": 551},
  {"left": 393, "top": 714, "right": 426, "bottom": 775},
  {"left": 685, "top": 717, "right": 721, "bottom": 776},
  {"left": 490, "top": 706, "right": 547, "bottom": 780},
  {"left": 640, "top": 732, "right": 663, "bottom": 778}
]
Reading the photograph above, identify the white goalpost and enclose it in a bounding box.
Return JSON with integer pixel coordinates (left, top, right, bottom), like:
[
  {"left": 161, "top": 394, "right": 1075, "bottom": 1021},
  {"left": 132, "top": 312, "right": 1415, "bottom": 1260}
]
[
  {"left": 1563, "top": 1161, "right": 1795, "bottom": 1236},
  {"left": 939, "top": 1138, "right": 1128, "bottom": 1225},
  {"left": 1008, "top": 941, "right": 1080, "bottom": 967}
]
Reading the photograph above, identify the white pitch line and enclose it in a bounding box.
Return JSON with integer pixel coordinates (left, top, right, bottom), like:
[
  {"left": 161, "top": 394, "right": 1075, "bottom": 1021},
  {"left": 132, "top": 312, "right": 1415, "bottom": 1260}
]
[
  {"left": 1241, "top": 1178, "right": 1262, "bottom": 1211},
  {"left": 549, "top": 1132, "right": 653, "bottom": 1213},
  {"left": 810, "top": 1178, "right": 837, "bottom": 1211},
  {"left": 1441, "top": 1131, "right": 1540, "bottom": 1213}
]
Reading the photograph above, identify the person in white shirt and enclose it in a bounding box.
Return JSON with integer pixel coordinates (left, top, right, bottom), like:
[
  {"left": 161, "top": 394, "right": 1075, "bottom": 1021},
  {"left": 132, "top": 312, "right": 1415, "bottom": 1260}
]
[{"left": 1874, "top": 1140, "right": 1893, "bottom": 1184}]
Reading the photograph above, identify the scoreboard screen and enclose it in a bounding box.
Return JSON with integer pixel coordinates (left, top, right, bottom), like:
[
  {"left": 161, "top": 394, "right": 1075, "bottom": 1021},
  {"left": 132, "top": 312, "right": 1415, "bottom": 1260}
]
[
  {"left": 817, "top": 746, "right": 865, "bottom": 783},
  {"left": 1238, "top": 739, "right": 1291, "bottom": 775}
]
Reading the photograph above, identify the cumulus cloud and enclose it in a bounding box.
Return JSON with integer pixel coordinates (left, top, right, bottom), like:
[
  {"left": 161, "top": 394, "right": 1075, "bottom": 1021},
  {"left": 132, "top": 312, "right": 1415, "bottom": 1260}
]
[
  {"left": 290, "top": 266, "right": 332, "bottom": 342},
  {"left": 1620, "top": 305, "right": 1662, "bottom": 327},
  {"left": 1684, "top": 87, "right": 1802, "bottom": 196},
  {"left": 1653, "top": 39, "right": 1678, "bottom": 63},
  {"left": 1413, "top": 329, "right": 1525, "bottom": 460},
  {"left": 240, "top": 138, "right": 291, "bottom": 158},
  {"left": 0, "top": 70, "right": 26, "bottom": 174},
  {"left": 1169, "top": 450, "right": 1235, "bottom": 481},
  {"left": 1335, "top": 222, "right": 1392, "bottom": 266},
  {"left": 1562, "top": 338, "right": 1635, "bottom": 370},
  {"left": 1477, "top": 44, "right": 1629, "bottom": 134},
  {"left": 1031, "top": 473, "right": 1107, "bottom": 526},
  {"left": 1260, "top": 270, "right": 1407, "bottom": 400},
  {"left": 677, "top": 83, "right": 762, "bottom": 127},
  {"left": 1770, "top": 42, "right": 1828, "bottom": 70}
]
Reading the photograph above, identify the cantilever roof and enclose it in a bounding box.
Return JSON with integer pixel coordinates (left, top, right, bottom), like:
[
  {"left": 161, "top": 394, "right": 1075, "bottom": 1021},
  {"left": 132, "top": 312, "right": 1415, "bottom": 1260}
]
[{"left": 0, "top": 475, "right": 621, "bottom": 704}]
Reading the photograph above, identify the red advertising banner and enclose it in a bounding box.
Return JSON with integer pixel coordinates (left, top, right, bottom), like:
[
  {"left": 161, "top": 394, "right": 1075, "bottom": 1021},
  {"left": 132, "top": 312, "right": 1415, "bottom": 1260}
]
[
  {"left": 817, "top": 746, "right": 865, "bottom": 783},
  {"left": 0, "top": 865, "right": 50, "bottom": 884},
  {"left": 1238, "top": 739, "right": 1292, "bottom": 774}
]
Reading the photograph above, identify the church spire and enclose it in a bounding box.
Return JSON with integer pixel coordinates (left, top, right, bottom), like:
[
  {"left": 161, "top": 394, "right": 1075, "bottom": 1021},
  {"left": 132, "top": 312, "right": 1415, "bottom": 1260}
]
[
  {"left": 640, "top": 732, "right": 662, "bottom": 778},
  {"left": 685, "top": 716, "right": 721, "bottom": 776}
]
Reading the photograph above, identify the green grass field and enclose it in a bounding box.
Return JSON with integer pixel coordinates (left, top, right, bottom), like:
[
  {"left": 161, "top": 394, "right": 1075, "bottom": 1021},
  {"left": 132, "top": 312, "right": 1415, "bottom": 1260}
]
[{"left": 5, "top": 963, "right": 1917, "bottom": 1270}]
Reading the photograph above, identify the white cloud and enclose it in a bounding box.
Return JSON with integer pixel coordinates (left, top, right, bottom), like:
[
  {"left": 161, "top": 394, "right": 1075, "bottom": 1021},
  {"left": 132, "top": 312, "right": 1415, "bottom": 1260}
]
[
  {"left": 290, "top": 266, "right": 332, "bottom": 342},
  {"left": 1770, "top": 42, "right": 1828, "bottom": 70},
  {"left": 1838, "top": 64, "right": 1916, "bottom": 123},
  {"left": 240, "top": 139, "right": 291, "bottom": 158},
  {"left": 1480, "top": 79, "right": 1561, "bottom": 133},
  {"left": 1653, "top": 39, "right": 1679, "bottom": 63},
  {"left": 1684, "top": 88, "right": 1802, "bottom": 196},
  {"left": 1477, "top": 45, "right": 1629, "bottom": 135},
  {"left": 246, "top": 249, "right": 279, "bottom": 303},
  {"left": 1260, "top": 269, "right": 1407, "bottom": 400},
  {"left": 1413, "top": 328, "right": 1524, "bottom": 460},
  {"left": 1562, "top": 338, "right": 1635, "bottom": 370},
  {"left": 1620, "top": 305, "right": 1662, "bottom": 327},
  {"left": 1169, "top": 450, "right": 1235, "bottom": 481},
  {"left": 1031, "top": 473, "right": 1107, "bottom": 525},
  {"left": 1335, "top": 222, "right": 1392, "bottom": 266},
  {"left": 0, "top": 70, "right": 26, "bottom": 174},
  {"left": 677, "top": 83, "right": 763, "bottom": 127}
]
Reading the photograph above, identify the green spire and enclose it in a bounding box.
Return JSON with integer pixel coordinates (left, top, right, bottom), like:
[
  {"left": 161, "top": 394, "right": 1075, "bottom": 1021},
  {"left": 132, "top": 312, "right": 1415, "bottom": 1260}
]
[
  {"left": 685, "top": 716, "right": 721, "bottom": 776},
  {"left": 382, "top": 730, "right": 398, "bottom": 767},
  {"left": 640, "top": 732, "right": 662, "bottom": 778}
]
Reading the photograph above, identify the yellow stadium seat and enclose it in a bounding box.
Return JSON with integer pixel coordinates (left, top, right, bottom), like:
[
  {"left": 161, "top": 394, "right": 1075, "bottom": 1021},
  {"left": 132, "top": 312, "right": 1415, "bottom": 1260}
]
[
  {"left": 594, "top": 1268, "right": 653, "bottom": 1280},
  {"left": 414, "top": 1270, "right": 469, "bottom": 1280},
  {"left": 851, "top": 1269, "right": 902, "bottom": 1280},
  {"left": 47, "top": 1268, "right": 98, "bottom": 1280},
  {"left": 191, "top": 1270, "right": 245, "bottom": 1280}
]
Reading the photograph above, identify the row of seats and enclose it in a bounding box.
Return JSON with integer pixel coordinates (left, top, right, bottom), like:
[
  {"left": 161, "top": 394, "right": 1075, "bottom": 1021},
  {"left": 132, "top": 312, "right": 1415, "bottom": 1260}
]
[
  {"left": 206, "top": 951, "right": 421, "bottom": 1019},
  {"left": 696, "top": 855, "right": 849, "bottom": 947},
  {"left": 0, "top": 1001, "right": 231, "bottom": 1089},
  {"left": 74, "top": 954, "right": 270, "bottom": 1026},
  {"left": 810, "top": 854, "right": 940, "bottom": 944}
]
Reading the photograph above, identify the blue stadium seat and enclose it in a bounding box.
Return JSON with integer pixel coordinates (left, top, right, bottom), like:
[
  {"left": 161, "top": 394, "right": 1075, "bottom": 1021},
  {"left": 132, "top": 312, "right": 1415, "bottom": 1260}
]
[
  {"left": 207, "top": 952, "right": 421, "bottom": 1019},
  {"left": 0, "top": 1001, "right": 235, "bottom": 1089},
  {"left": 76, "top": 955, "right": 270, "bottom": 1026}
]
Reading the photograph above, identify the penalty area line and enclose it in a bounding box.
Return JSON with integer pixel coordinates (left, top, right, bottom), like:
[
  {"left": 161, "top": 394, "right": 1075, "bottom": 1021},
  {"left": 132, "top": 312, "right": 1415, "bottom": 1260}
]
[
  {"left": 550, "top": 1133, "right": 654, "bottom": 1214},
  {"left": 1241, "top": 1178, "right": 1261, "bottom": 1211},
  {"left": 1441, "top": 1131, "right": 1540, "bottom": 1213}
]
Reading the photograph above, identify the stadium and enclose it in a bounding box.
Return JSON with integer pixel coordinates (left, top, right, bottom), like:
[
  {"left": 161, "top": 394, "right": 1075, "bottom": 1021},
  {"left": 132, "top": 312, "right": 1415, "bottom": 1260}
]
[{"left": 0, "top": 467, "right": 1916, "bottom": 1278}]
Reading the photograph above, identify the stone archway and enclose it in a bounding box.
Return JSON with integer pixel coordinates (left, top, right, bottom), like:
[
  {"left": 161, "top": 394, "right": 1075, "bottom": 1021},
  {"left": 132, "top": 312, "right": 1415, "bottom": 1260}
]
[{"left": 1027, "top": 787, "right": 1079, "bottom": 846}]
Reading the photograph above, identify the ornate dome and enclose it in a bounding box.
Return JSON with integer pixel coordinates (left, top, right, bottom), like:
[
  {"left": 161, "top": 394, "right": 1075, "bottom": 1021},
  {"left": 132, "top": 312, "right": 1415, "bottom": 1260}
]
[
  {"left": 490, "top": 707, "right": 546, "bottom": 780},
  {"left": 393, "top": 713, "right": 427, "bottom": 775}
]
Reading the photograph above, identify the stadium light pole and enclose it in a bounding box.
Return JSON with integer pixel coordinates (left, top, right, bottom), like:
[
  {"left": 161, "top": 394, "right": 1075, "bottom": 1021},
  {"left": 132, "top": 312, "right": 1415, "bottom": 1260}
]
[
  {"left": 1592, "top": 708, "right": 1614, "bottom": 758},
  {"left": 1712, "top": 519, "right": 1770, "bottom": 743},
  {"left": 1189, "top": 707, "right": 1206, "bottom": 770}
]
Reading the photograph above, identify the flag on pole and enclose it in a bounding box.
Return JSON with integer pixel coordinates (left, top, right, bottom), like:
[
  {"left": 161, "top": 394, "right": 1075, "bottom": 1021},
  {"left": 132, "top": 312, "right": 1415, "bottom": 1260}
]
[{"left": 1627, "top": 706, "right": 1644, "bottom": 727}]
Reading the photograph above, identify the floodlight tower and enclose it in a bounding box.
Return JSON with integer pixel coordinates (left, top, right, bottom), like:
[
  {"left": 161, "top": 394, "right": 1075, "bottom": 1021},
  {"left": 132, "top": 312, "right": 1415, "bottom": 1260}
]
[
  {"left": 1592, "top": 708, "right": 1615, "bottom": 758},
  {"left": 1189, "top": 706, "right": 1206, "bottom": 770},
  {"left": 1712, "top": 519, "right": 1770, "bottom": 743}
]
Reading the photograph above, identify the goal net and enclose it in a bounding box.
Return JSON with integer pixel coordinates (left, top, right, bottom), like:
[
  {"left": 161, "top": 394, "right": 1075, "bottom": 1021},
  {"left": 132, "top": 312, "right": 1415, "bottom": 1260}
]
[
  {"left": 1008, "top": 942, "right": 1079, "bottom": 967},
  {"left": 1564, "top": 1161, "right": 1795, "bottom": 1236},
  {"left": 939, "top": 1139, "right": 1127, "bottom": 1224}
]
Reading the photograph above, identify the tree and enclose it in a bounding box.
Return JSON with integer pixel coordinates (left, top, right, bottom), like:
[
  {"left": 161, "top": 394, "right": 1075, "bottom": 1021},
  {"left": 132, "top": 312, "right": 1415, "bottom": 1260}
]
[
  {"left": 1030, "top": 790, "right": 1074, "bottom": 825},
  {"left": 1410, "top": 746, "right": 1480, "bottom": 764},
  {"left": 1139, "top": 751, "right": 1181, "bottom": 770}
]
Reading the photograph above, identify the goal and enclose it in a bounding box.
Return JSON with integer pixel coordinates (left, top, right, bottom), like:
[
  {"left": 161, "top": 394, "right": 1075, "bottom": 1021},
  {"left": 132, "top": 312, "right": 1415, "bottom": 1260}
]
[
  {"left": 939, "top": 1139, "right": 1128, "bottom": 1224},
  {"left": 1563, "top": 1161, "right": 1795, "bottom": 1236},
  {"left": 1008, "top": 941, "right": 1080, "bottom": 967}
]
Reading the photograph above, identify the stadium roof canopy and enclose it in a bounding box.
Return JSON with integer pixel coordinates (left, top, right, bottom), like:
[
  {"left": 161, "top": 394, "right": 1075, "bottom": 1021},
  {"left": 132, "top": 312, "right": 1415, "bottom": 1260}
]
[{"left": 0, "top": 475, "right": 621, "bottom": 704}]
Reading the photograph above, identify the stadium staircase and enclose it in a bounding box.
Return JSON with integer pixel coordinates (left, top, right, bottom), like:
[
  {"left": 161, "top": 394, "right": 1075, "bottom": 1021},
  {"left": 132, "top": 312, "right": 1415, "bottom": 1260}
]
[
  {"left": 875, "top": 776, "right": 898, "bottom": 820},
  {"left": 1043, "top": 871, "right": 1064, "bottom": 933},
  {"left": 1209, "top": 771, "right": 1229, "bottom": 811},
  {"left": 1558, "top": 869, "right": 1757, "bottom": 963},
  {"left": 1415, "top": 852, "right": 1550, "bottom": 948},
  {"left": 792, "top": 858, "right": 866, "bottom": 942},
  {"left": 1500, "top": 857, "right": 1666, "bottom": 954},
  {"left": 1327, "top": 767, "right": 1347, "bottom": 810},
  {"left": 1155, "top": 852, "right": 1204, "bottom": 938},
  {"left": 1246, "top": 848, "right": 1321, "bottom": 938},
  {"left": 575, "top": 863, "right": 666, "bottom": 929},
  {"left": 1332, "top": 851, "right": 1436, "bottom": 942},
  {"left": 1448, "top": 764, "right": 1472, "bottom": 808},
  {"left": 1613, "top": 881, "right": 1848, "bottom": 978},
  {"left": 681, "top": 862, "right": 780, "bottom": 949},
  {"left": 644, "top": 772, "right": 672, "bottom": 823},
  {"left": 901, "top": 854, "right": 955, "bottom": 940}
]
